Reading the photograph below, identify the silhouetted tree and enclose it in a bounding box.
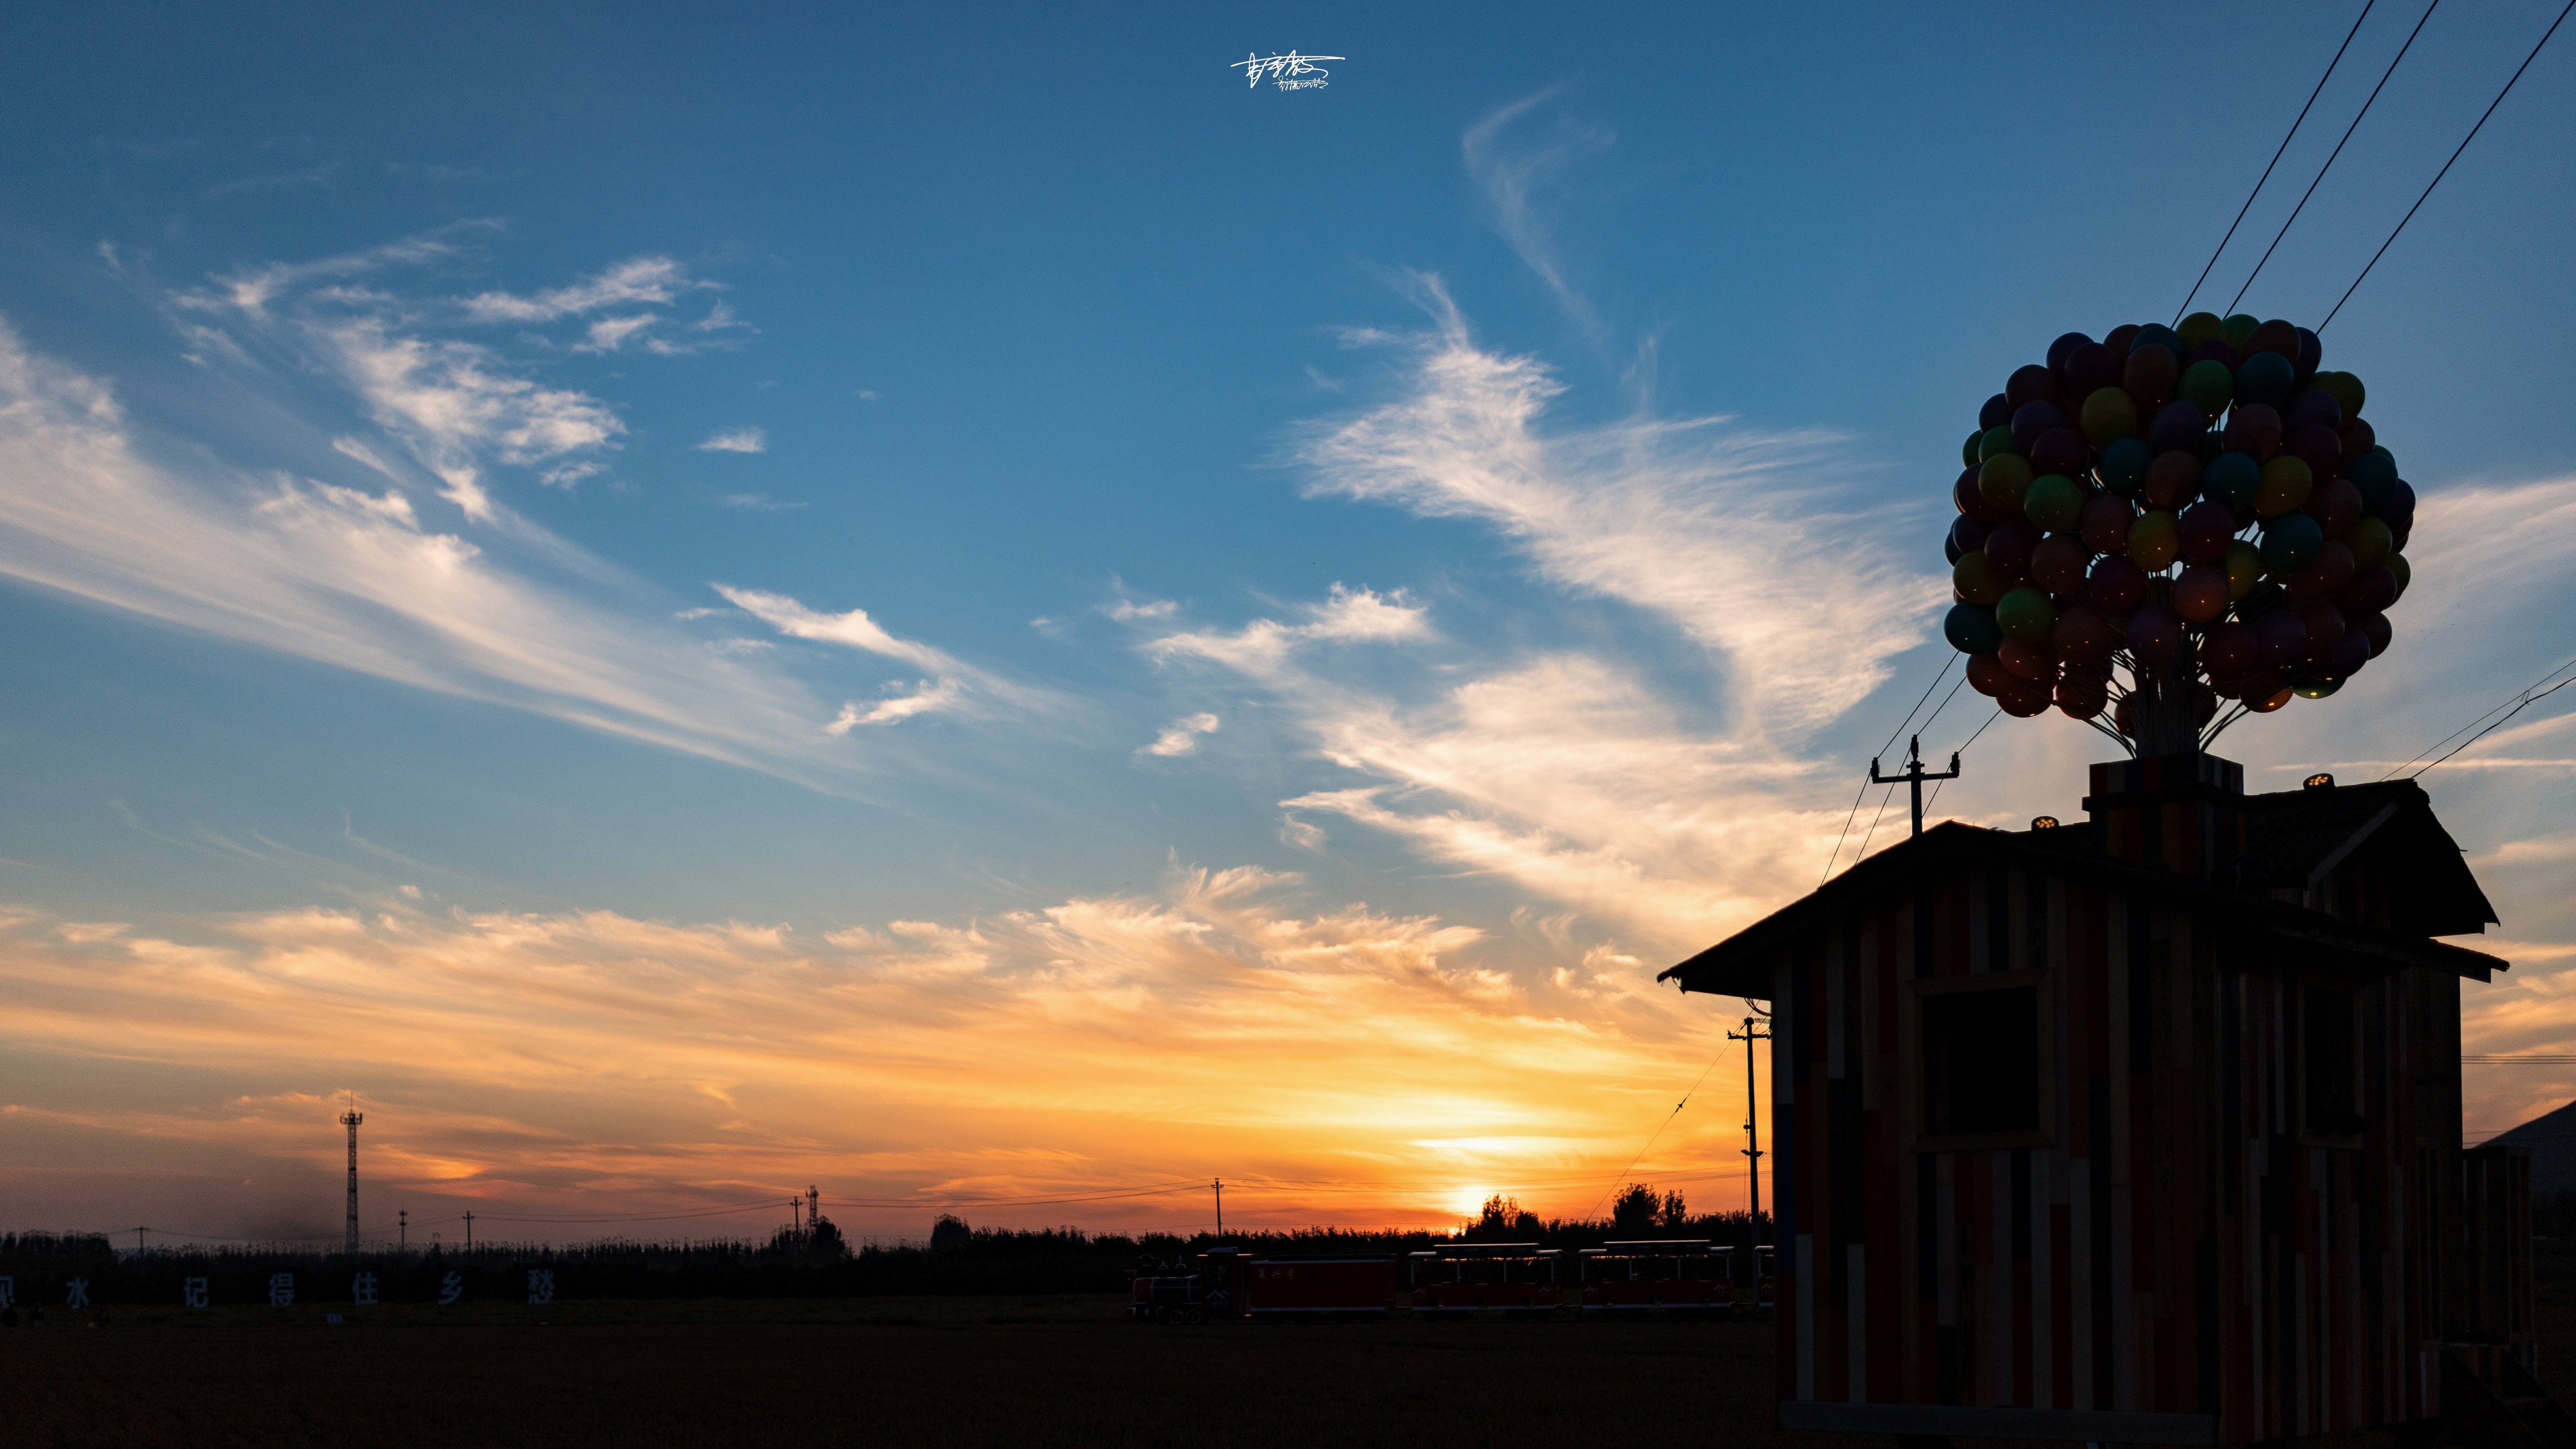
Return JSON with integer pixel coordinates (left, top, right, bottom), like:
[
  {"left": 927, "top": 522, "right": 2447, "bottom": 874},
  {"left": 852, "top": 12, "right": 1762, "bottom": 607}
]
[
  {"left": 1610, "top": 1183, "right": 1660, "bottom": 1237},
  {"left": 1463, "top": 1194, "right": 1542, "bottom": 1241},
  {"left": 929, "top": 1214, "right": 973, "bottom": 1254}
]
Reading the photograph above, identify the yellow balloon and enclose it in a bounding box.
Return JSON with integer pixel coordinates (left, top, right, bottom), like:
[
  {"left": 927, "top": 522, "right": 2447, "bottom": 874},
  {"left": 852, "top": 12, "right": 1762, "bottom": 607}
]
[
  {"left": 1978, "top": 454, "right": 2034, "bottom": 513},
  {"left": 2128, "top": 510, "right": 2181, "bottom": 573},
  {"left": 1952, "top": 550, "right": 2006, "bottom": 607},
  {"left": 2224, "top": 540, "right": 2263, "bottom": 599},
  {"left": 2255, "top": 456, "right": 2313, "bottom": 518},
  {"left": 2347, "top": 516, "right": 2392, "bottom": 572}
]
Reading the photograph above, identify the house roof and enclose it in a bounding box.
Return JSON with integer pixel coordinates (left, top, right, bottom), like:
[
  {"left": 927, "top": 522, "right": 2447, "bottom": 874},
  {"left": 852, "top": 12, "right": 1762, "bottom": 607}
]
[
  {"left": 1659, "top": 777, "right": 2504, "bottom": 1000},
  {"left": 2486, "top": 1099, "right": 2576, "bottom": 1197}
]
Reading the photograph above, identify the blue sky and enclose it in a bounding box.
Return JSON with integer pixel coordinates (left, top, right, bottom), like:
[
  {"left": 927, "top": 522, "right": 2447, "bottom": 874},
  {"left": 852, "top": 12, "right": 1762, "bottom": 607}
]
[{"left": 4, "top": 2, "right": 2574, "bottom": 1241}]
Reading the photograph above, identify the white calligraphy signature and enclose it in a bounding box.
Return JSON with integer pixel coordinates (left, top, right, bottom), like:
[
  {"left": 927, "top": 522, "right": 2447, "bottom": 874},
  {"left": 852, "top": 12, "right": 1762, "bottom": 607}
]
[{"left": 1233, "top": 51, "right": 1341, "bottom": 89}]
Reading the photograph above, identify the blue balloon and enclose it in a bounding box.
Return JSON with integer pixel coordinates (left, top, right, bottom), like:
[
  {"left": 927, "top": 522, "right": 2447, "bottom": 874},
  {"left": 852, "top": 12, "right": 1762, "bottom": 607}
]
[
  {"left": 1943, "top": 602, "right": 2002, "bottom": 655},
  {"left": 2236, "top": 351, "right": 2295, "bottom": 408},
  {"left": 2095, "top": 436, "right": 2150, "bottom": 497},
  {"left": 2259, "top": 511, "right": 2324, "bottom": 575}
]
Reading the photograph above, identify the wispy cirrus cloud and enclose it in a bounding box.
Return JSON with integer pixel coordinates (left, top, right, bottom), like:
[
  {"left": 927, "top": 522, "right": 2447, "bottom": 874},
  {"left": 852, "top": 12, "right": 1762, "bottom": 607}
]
[
  {"left": 460, "top": 256, "right": 697, "bottom": 323},
  {"left": 1462, "top": 87, "right": 1614, "bottom": 339},
  {"left": 1148, "top": 584, "right": 1430, "bottom": 676},
  {"left": 1142, "top": 712, "right": 1221, "bottom": 757}
]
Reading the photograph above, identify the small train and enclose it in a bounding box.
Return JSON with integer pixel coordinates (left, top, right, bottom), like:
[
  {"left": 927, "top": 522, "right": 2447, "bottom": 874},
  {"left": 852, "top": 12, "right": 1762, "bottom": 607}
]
[{"left": 1125, "top": 1240, "right": 1778, "bottom": 1323}]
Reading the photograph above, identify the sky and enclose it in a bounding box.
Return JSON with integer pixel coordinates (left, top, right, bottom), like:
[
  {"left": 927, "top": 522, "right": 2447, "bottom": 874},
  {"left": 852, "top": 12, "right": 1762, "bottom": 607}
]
[{"left": 3, "top": 1, "right": 2574, "bottom": 1247}]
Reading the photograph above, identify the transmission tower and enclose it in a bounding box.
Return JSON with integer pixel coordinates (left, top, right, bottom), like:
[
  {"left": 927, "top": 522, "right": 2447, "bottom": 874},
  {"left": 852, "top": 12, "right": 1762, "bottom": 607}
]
[{"left": 339, "top": 1095, "right": 364, "bottom": 1254}]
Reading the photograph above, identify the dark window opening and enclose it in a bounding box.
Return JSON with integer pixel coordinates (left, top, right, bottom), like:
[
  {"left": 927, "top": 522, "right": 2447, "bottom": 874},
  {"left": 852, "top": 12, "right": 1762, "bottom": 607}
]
[
  {"left": 1922, "top": 986, "right": 2039, "bottom": 1136},
  {"left": 2304, "top": 986, "right": 2362, "bottom": 1137}
]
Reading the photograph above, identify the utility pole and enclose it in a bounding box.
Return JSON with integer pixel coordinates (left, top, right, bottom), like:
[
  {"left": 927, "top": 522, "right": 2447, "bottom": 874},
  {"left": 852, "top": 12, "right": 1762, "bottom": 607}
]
[
  {"left": 1869, "top": 735, "right": 1961, "bottom": 839},
  {"left": 398, "top": 1209, "right": 407, "bottom": 1250},
  {"left": 136, "top": 1227, "right": 146, "bottom": 1254},
  {"left": 1726, "top": 1015, "right": 1772, "bottom": 1228},
  {"left": 463, "top": 1210, "right": 473, "bottom": 1249},
  {"left": 808, "top": 1185, "right": 820, "bottom": 1237},
  {"left": 1212, "top": 1178, "right": 1224, "bottom": 1239},
  {"left": 790, "top": 1194, "right": 801, "bottom": 1237},
  {"left": 339, "top": 1094, "right": 364, "bottom": 1254}
]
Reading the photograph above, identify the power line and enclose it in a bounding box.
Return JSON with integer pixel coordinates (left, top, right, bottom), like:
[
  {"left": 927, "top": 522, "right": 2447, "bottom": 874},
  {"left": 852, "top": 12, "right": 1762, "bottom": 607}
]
[
  {"left": 1821, "top": 662, "right": 1951, "bottom": 884},
  {"left": 2381, "top": 652, "right": 2576, "bottom": 780},
  {"left": 2225, "top": 0, "right": 2443, "bottom": 317},
  {"left": 1921, "top": 706, "right": 2005, "bottom": 817},
  {"left": 2175, "top": 0, "right": 2380, "bottom": 323},
  {"left": 2322, "top": 0, "right": 2576, "bottom": 330},
  {"left": 1581, "top": 1048, "right": 1731, "bottom": 1223},
  {"left": 2464, "top": 1055, "right": 2576, "bottom": 1064}
]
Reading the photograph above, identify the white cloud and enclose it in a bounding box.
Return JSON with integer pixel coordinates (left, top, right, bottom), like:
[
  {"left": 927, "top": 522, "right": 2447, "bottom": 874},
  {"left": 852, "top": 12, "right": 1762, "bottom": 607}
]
[
  {"left": 1150, "top": 584, "right": 1431, "bottom": 677},
  {"left": 697, "top": 426, "right": 767, "bottom": 454},
  {"left": 1296, "top": 278, "right": 1933, "bottom": 738},
  {"left": 1103, "top": 598, "right": 1177, "bottom": 622},
  {"left": 827, "top": 679, "right": 970, "bottom": 733},
  {"left": 574, "top": 314, "right": 660, "bottom": 354},
  {"left": 459, "top": 256, "right": 695, "bottom": 324},
  {"left": 1143, "top": 712, "right": 1222, "bottom": 757},
  {"left": 0, "top": 314, "right": 918, "bottom": 787},
  {"left": 1461, "top": 88, "right": 1614, "bottom": 339},
  {"left": 712, "top": 585, "right": 962, "bottom": 674}
]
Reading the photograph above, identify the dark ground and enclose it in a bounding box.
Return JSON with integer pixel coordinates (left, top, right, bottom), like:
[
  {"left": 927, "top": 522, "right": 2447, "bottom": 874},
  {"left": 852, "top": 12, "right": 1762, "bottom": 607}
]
[{"left": 10, "top": 1288, "right": 2576, "bottom": 1446}]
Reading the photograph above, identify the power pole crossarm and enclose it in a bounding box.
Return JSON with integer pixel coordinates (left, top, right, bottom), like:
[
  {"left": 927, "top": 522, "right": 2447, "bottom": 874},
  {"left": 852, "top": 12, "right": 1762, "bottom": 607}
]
[{"left": 1869, "top": 735, "right": 1963, "bottom": 840}]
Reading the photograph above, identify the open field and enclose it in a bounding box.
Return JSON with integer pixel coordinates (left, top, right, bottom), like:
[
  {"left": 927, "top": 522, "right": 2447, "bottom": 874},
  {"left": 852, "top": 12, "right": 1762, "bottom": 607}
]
[{"left": 13, "top": 1290, "right": 2576, "bottom": 1446}]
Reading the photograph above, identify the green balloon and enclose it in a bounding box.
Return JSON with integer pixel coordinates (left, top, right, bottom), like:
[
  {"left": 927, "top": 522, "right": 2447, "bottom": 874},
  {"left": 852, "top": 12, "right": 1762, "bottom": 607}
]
[
  {"left": 2079, "top": 387, "right": 2137, "bottom": 448},
  {"left": 2388, "top": 551, "right": 2411, "bottom": 599},
  {"left": 2178, "top": 312, "right": 2225, "bottom": 349},
  {"left": 1963, "top": 430, "right": 1983, "bottom": 468},
  {"left": 1944, "top": 601, "right": 2002, "bottom": 655},
  {"left": 1979, "top": 454, "right": 2034, "bottom": 512},
  {"left": 2024, "top": 473, "right": 2085, "bottom": 532},
  {"left": 1979, "top": 426, "right": 2019, "bottom": 463},
  {"left": 2180, "top": 359, "right": 2234, "bottom": 417},
  {"left": 2290, "top": 674, "right": 2343, "bottom": 700},
  {"left": 1993, "top": 585, "right": 2056, "bottom": 643},
  {"left": 2259, "top": 511, "right": 2324, "bottom": 575},
  {"left": 2223, "top": 313, "right": 2260, "bottom": 349}
]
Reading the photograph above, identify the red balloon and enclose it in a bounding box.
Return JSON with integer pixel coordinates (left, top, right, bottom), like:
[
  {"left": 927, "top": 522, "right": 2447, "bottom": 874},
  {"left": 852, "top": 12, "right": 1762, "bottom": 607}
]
[
  {"left": 2030, "top": 533, "right": 2092, "bottom": 595},
  {"left": 2305, "top": 475, "right": 2361, "bottom": 538},
  {"left": 2221, "top": 404, "right": 2282, "bottom": 461},
  {"left": 1998, "top": 636, "right": 2057, "bottom": 681},
  {"left": 2285, "top": 540, "right": 2355, "bottom": 603},
  {"left": 2080, "top": 493, "right": 2137, "bottom": 553},
  {"left": 2104, "top": 324, "right": 2141, "bottom": 362},
  {"left": 2142, "top": 450, "right": 2203, "bottom": 510},
  {"left": 1955, "top": 467, "right": 2013, "bottom": 525},
  {"left": 1965, "top": 653, "right": 2011, "bottom": 697},
  {"left": 2338, "top": 417, "right": 2377, "bottom": 471},
  {"left": 2087, "top": 553, "right": 2148, "bottom": 616},
  {"left": 2358, "top": 609, "right": 2392, "bottom": 658},
  {"left": 2300, "top": 602, "right": 2347, "bottom": 664},
  {"left": 2177, "top": 499, "right": 2236, "bottom": 561},
  {"left": 2235, "top": 667, "right": 2285, "bottom": 703},
  {"left": 2051, "top": 604, "right": 2115, "bottom": 666},
  {"left": 2171, "top": 563, "right": 2230, "bottom": 622},
  {"left": 2122, "top": 346, "right": 2178, "bottom": 410},
  {"left": 2064, "top": 343, "right": 2118, "bottom": 401},
  {"left": 2128, "top": 602, "right": 2184, "bottom": 665},
  {"left": 1983, "top": 518, "right": 2038, "bottom": 582},
  {"left": 2246, "top": 685, "right": 2293, "bottom": 713},
  {"left": 2056, "top": 674, "right": 2108, "bottom": 720},
  {"left": 2204, "top": 620, "right": 2258, "bottom": 677},
  {"left": 1998, "top": 677, "right": 2053, "bottom": 717}
]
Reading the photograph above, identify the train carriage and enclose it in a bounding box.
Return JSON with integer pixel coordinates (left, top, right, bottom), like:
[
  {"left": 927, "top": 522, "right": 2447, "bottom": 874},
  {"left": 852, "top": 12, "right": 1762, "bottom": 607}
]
[
  {"left": 1577, "top": 1239, "right": 1734, "bottom": 1314},
  {"left": 1406, "top": 1242, "right": 1564, "bottom": 1315}
]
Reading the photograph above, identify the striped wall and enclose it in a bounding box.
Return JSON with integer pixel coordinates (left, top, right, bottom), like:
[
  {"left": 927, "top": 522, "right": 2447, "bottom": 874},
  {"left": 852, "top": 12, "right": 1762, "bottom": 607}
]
[{"left": 1766, "top": 862, "right": 2467, "bottom": 1444}]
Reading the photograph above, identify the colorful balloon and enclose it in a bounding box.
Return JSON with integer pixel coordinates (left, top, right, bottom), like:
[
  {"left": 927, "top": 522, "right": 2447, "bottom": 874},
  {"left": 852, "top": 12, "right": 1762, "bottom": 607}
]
[
  {"left": 2128, "top": 603, "right": 2184, "bottom": 665},
  {"left": 2172, "top": 563, "right": 2230, "bottom": 622},
  {"left": 2055, "top": 673, "right": 2109, "bottom": 720},
  {"left": 2255, "top": 455, "right": 2314, "bottom": 518},
  {"left": 2030, "top": 426, "right": 2089, "bottom": 477},
  {"left": 2305, "top": 475, "right": 2361, "bottom": 538},
  {"left": 2180, "top": 359, "right": 2234, "bottom": 417},
  {"left": 1978, "top": 426, "right": 2019, "bottom": 463},
  {"left": 2064, "top": 342, "right": 2118, "bottom": 400},
  {"left": 1980, "top": 393, "right": 2014, "bottom": 430},
  {"left": 2284, "top": 389, "right": 2342, "bottom": 432},
  {"left": 2246, "top": 319, "right": 2300, "bottom": 361},
  {"left": 1999, "top": 636, "right": 2057, "bottom": 681},
  {"left": 2177, "top": 499, "right": 2235, "bottom": 561},
  {"left": 1983, "top": 517, "right": 2039, "bottom": 581},
  {"left": 1999, "top": 677, "right": 2053, "bottom": 717},
  {"left": 2178, "top": 312, "right": 2226, "bottom": 349},
  {"left": 2007, "top": 364, "right": 2062, "bottom": 410},
  {"left": 1944, "top": 602, "right": 2002, "bottom": 654},
  {"left": 2030, "top": 532, "right": 2091, "bottom": 594},
  {"left": 2204, "top": 620, "right": 2257, "bottom": 678},
  {"left": 2222, "top": 403, "right": 2282, "bottom": 460},
  {"left": 2142, "top": 450, "right": 2203, "bottom": 511},
  {"left": 1952, "top": 550, "right": 2006, "bottom": 606},
  {"left": 2023, "top": 473, "right": 2086, "bottom": 533},
  {"left": 2095, "top": 436, "right": 2149, "bottom": 497},
  {"left": 1994, "top": 585, "right": 2056, "bottom": 643},
  {"left": 1979, "top": 453, "right": 2035, "bottom": 513},
  {"left": 2259, "top": 510, "right": 2324, "bottom": 574},
  {"left": 2012, "top": 401, "right": 2066, "bottom": 453},
  {"left": 2080, "top": 492, "right": 2137, "bottom": 553},
  {"left": 2346, "top": 515, "right": 2392, "bottom": 571},
  {"left": 2223, "top": 540, "right": 2264, "bottom": 598},
  {"left": 2204, "top": 452, "right": 2262, "bottom": 514},
  {"left": 2148, "top": 401, "right": 2206, "bottom": 455},
  {"left": 2284, "top": 540, "right": 2355, "bottom": 603},
  {"left": 2082, "top": 385, "right": 2140, "bottom": 447},
  {"left": 2256, "top": 608, "right": 2308, "bottom": 667},
  {"left": 2087, "top": 553, "right": 2149, "bottom": 615},
  {"left": 2051, "top": 604, "right": 2115, "bottom": 666},
  {"left": 2313, "top": 370, "right": 2365, "bottom": 420},
  {"left": 1966, "top": 652, "right": 2011, "bottom": 696},
  {"left": 2121, "top": 346, "right": 2178, "bottom": 411},
  {"left": 2127, "top": 510, "right": 2181, "bottom": 572}
]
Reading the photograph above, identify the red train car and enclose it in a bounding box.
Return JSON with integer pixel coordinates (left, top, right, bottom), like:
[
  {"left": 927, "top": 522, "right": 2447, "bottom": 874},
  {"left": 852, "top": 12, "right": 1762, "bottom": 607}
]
[
  {"left": 1407, "top": 1243, "right": 1563, "bottom": 1314},
  {"left": 1202, "top": 1248, "right": 1398, "bottom": 1317},
  {"left": 1577, "top": 1240, "right": 1734, "bottom": 1313}
]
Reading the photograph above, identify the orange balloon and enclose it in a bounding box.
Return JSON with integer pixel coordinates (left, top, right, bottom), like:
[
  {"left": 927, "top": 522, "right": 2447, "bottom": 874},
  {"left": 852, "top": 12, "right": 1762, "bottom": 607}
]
[{"left": 2171, "top": 563, "right": 2229, "bottom": 623}]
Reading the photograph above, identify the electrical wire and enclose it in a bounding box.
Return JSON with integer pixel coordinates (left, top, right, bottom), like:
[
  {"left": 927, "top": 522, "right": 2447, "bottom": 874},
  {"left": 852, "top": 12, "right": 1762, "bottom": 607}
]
[
  {"left": 2175, "top": 0, "right": 2379, "bottom": 323},
  {"left": 1920, "top": 706, "right": 2004, "bottom": 816},
  {"left": 1580, "top": 1049, "right": 1731, "bottom": 1223},
  {"left": 2322, "top": 0, "right": 2576, "bottom": 330},
  {"left": 2225, "top": 0, "right": 2443, "bottom": 317},
  {"left": 1821, "top": 662, "right": 1953, "bottom": 884},
  {"left": 2464, "top": 1055, "right": 2576, "bottom": 1064},
  {"left": 2409, "top": 673, "right": 2576, "bottom": 779},
  {"left": 2379, "top": 651, "right": 2576, "bottom": 779}
]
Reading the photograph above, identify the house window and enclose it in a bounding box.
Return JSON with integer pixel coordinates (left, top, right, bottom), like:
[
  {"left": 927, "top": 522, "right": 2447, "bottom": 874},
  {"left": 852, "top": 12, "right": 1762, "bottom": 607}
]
[
  {"left": 2304, "top": 986, "right": 2362, "bottom": 1137},
  {"left": 1922, "top": 986, "right": 2039, "bottom": 1136}
]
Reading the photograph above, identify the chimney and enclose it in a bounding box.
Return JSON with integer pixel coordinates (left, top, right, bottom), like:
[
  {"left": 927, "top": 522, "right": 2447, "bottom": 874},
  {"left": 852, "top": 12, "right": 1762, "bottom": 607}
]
[{"left": 2084, "top": 751, "right": 2245, "bottom": 878}]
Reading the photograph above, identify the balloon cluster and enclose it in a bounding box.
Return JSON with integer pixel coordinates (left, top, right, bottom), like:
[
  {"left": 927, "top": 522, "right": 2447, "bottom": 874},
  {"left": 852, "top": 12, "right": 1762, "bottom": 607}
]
[{"left": 1942, "top": 312, "right": 2412, "bottom": 748}]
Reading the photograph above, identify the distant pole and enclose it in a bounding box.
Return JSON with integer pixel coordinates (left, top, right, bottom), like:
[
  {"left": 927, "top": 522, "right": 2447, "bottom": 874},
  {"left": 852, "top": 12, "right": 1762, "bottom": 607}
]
[
  {"left": 790, "top": 1194, "right": 800, "bottom": 1236},
  {"left": 463, "top": 1210, "right": 473, "bottom": 1249},
  {"left": 339, "top": 1094, "right": 364, "bottom": 1254},
  {"left": 808, "top": 1185, "right": 820, "bottom": 1236},
  {"left": 1869, "top": 735, "right": 1962, "bottom": 840},
  {"left": 136, "top": 1227, "right": 146, "bottom": 1254},
  {"left": 1726, "top": 1016, "right": 1772, "bottom": 1228},
  {"left": 398, "top": 1210, "right": 407, "bottom": 1250},
  {"left": 1213, "top": 1178, "right": 1223, "bottom": 1238}
]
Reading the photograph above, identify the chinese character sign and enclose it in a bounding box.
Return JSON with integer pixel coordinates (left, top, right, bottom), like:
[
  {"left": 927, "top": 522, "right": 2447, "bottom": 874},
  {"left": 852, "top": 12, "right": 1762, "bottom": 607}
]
[
  {"left": 526, "top": 1268, "right": 555, "bottom": 1305},
  {"left": 437, "top": 1271, "right": 463, "bottom": 1306},
  {"left": 183, "top": 1277, "right": 208, "bottom": 1309},
  {"left": 268, "top": 1273, "right": 295, "bottom": 1308},
  {"left": 65, "top": 1278, "right": 89, "bottom": 1310},
  {"left": 352, "top": 1272, "right": 378, "bottom": 1305}
]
